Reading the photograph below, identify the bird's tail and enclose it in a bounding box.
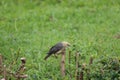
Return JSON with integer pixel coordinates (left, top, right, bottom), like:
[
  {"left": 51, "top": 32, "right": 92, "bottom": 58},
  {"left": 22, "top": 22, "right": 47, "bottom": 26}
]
[{"left": 44, "top": 54, "right": 51, "bottom": 60}]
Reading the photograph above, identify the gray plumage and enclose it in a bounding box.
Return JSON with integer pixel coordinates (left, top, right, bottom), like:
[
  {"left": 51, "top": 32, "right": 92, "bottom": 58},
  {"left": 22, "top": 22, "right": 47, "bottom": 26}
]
[{"left": 44, "top": 41, "right": 70, "bottom": 60}]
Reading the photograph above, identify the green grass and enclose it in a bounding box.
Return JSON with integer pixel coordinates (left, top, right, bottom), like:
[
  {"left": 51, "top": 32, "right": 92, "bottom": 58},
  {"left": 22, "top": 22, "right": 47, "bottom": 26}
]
[{"left": 0, "top": 0, "right": 120, "bottom": 80}]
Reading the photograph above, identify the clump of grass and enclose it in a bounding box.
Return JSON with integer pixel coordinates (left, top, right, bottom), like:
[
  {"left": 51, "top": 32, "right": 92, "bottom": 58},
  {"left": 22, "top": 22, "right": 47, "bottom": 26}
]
[{"left": 0, "top": 0, "right": 120, "bottom": 79}]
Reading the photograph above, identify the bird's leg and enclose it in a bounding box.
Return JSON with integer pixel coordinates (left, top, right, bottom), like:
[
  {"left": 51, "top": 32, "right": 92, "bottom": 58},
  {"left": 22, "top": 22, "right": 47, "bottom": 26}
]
[{"left": 54, "top": 54, "right": 58, "bottom": 58}]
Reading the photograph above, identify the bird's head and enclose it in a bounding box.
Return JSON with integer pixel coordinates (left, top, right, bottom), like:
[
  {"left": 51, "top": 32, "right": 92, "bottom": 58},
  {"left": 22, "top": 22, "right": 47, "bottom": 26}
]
[{"left": 62, "top": 41, "right": 71, "bottom": 47}]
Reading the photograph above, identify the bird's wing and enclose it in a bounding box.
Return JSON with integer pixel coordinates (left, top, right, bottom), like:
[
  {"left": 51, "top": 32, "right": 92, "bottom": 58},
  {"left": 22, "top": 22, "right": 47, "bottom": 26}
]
[{"left": 48, "top": 43, "right": 63, "bottom": 54}]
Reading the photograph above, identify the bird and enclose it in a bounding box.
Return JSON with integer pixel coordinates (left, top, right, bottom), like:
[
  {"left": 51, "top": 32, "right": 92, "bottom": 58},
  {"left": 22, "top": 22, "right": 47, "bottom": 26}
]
[{"left": 44, "top": 41, "right": 70, "bottom": 60}]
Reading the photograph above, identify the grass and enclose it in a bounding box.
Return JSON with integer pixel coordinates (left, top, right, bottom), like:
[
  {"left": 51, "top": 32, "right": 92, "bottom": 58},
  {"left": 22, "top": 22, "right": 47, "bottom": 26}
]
[{"left": 0, "top": 0, "right": 120, "bottom": 80}]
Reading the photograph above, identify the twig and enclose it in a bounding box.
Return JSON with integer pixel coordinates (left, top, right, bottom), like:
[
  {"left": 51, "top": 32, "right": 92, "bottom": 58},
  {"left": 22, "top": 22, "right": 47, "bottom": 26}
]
[
  {"left": 86, "top": 56, "right": 94, "bottom": 80},
  {"left": 16, "top": 58, "right": 26, "bottom": 74},
  {"left": 75, "top": 52, "right": 79, "bottom": 80},
  {"left": 68, "top": 51, "right": 72, "bottom": 79},
  {"left": 68, "top": 51, "right": 71, "bottom": 70},
  {"left": 61, "top": 48, "right": 66, "bottom": 77},
  {"left": 3, "top": 65, "right": 7, "bottom": 80},
  {"left": 0, "top": 54, "right": 2, "bottom": 65},
  {"left": 0, "top": 54, "right": 27, "bottom": 80},
  {"left": 14, "top": 57, "right": 27, "bottom": 80},
  {"left": 80, "top": 64, "right": 86, "bottom": 80},
  {"left": 0, "top": 54, "right": 2, "bottom": 70},
  {"left": 89, "top": 56, "right": 93, "bottom": 65}
]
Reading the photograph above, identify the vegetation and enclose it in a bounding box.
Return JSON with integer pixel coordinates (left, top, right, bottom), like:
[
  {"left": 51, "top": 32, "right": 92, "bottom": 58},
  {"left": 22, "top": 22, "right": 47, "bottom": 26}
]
[{"left": 0, "top": 0, "right": 120, "bottom": 80}]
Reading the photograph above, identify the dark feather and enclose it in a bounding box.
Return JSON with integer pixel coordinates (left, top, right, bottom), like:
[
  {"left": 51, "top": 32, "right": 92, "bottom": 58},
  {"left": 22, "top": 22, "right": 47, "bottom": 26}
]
[
  {"left": 48, "top": 42, "right": 63, "bottom": 54},
  {"left": 44, "top": 54, "right": 51, "bottom": 60},
  {"left": 44, "top": 42, "right": 63, "bottom": 60}
]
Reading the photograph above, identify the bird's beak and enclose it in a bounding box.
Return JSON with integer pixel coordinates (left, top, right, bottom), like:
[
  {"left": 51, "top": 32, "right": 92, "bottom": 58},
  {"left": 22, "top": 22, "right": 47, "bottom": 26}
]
[{"left": 68, "top": 43, "right": 71, "bottom": 46}]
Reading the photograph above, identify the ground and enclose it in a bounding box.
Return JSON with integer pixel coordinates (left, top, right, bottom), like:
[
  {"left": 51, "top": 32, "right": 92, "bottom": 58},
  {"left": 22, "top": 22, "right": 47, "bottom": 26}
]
[{"left": 0, "top": 0, "right": 120, "bottom": 80}]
